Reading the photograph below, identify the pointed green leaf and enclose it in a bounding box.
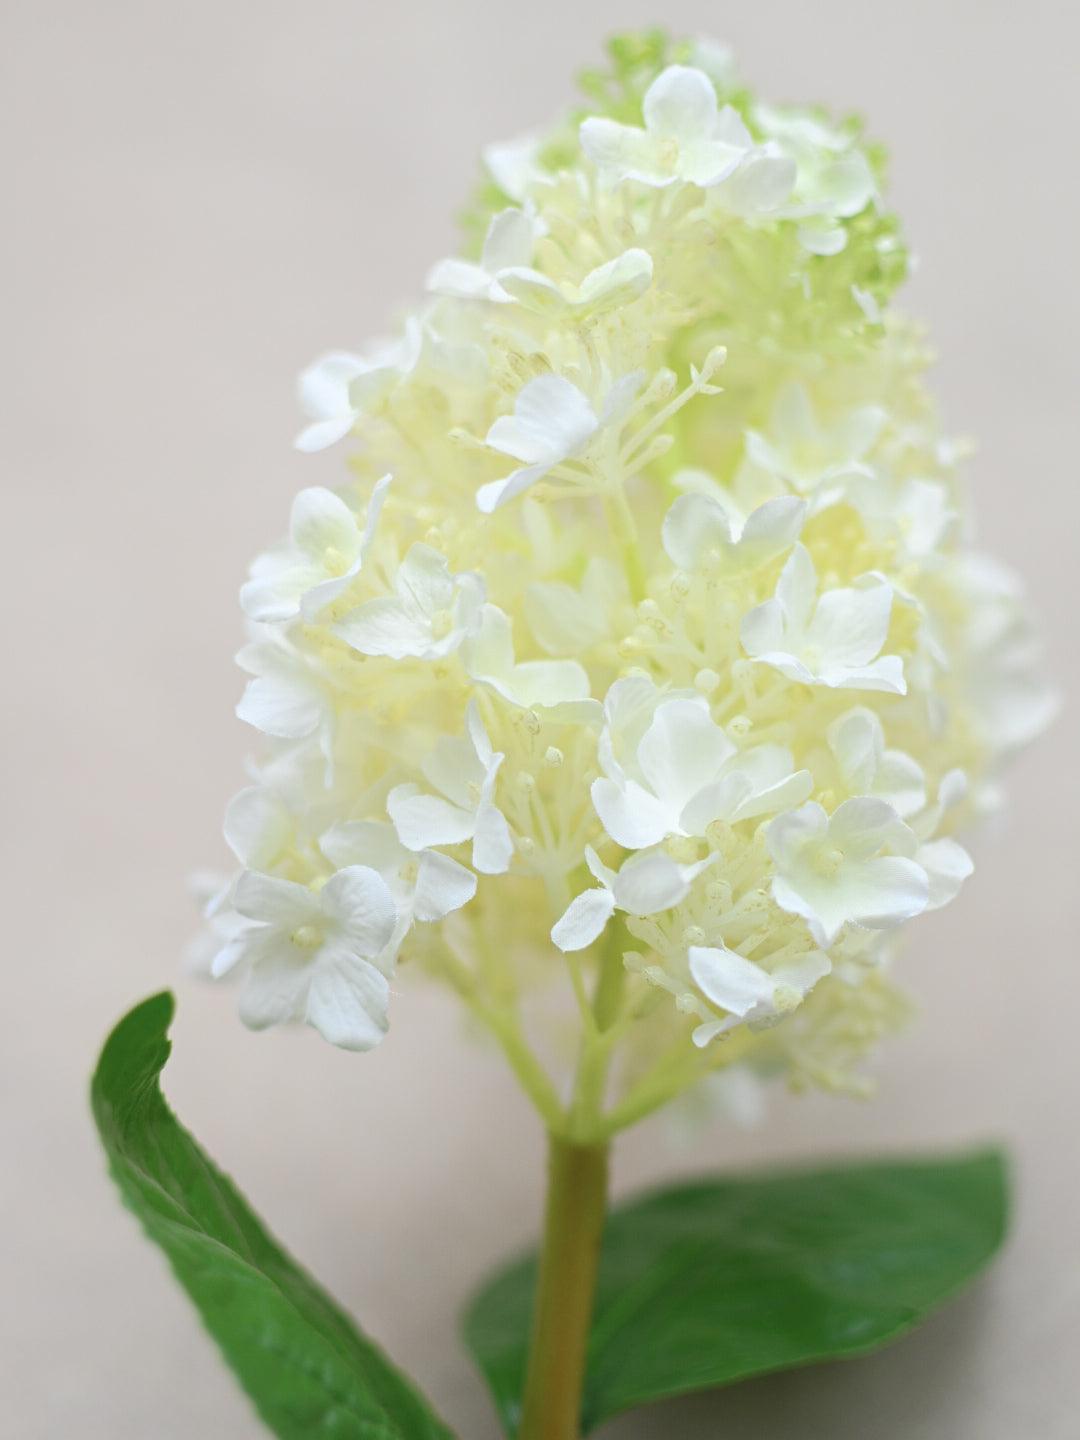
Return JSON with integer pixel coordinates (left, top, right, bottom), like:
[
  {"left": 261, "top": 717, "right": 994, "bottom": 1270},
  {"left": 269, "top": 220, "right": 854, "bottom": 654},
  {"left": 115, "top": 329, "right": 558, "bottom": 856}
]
[
  {"left": 464, "top": 1150, "right": 1007, "bottom": 1435},
  {"left": 91, "top": 992, "right": 455, "bottom": 1440}
]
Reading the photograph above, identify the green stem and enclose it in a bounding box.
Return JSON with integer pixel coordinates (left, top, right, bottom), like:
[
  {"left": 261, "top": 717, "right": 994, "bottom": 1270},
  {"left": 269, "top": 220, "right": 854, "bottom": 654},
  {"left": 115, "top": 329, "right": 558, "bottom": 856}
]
[{"left": 518, "top": 1135, "right": 610, "bottom": 1440}]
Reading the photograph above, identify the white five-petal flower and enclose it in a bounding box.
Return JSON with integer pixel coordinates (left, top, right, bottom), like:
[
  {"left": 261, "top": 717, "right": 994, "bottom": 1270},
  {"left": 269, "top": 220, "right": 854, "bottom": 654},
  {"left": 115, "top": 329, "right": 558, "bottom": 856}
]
[
  {"left": 740, "top": 544, "right": 906, "bottom": 694},
  {"left": 214, "top": 865, "right": 398, "bottom": 1051},
  {"left": 295, "top": 322, "right": 421, "bottom": 453},
  {"left": 581, "top": 65, "right": 792, "bottom": 202},
  {"left": 497, "top": 248, "right": 653, "bottom": 318},
  {"left": 592, "top": 679, "right": 811, "bottom": 849},
  {"left": 743, "top": 382, "right": 885, "bottom": 497},
  {"left": 767, "top": 797, "right": 929, "bottom": 945},
  {"left": 320, "top": 819, "right": 476, "bottom": 962},
  {"left": 827, "top": 707, "right": 926, "bottom": 818},
  {"left": 690, "top": 943, "right": 831, "bottom": 1045},
  {"left": 335, "top": 543, "right": 485, "bottom": 660},
  {"left": 426, "top": 207, "right": 539, "bottom": 303},
  {"left": 551, "top": 845, "right": 715, "bottom": 952},
  {"left": 241, "top": 477, "right": 390, "bottom": 623},
  {"left": 387, "top": 700, "right": 514, "bottom": 874},
  {"left": 462, "top": 603, "right": 597, "bottom": 716},
  {"left": 662, "top": 491, "right": 806, "bottom": 575},
  {"left": 477, "top": 371, "right": 643, "bottom": 512}
]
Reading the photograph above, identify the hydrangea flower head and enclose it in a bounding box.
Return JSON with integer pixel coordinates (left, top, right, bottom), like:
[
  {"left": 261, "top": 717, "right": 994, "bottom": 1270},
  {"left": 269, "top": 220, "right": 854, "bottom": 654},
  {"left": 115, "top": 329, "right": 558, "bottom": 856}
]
[{"left": 197, "top": 33, "right": 1053, "bottom": 1114}]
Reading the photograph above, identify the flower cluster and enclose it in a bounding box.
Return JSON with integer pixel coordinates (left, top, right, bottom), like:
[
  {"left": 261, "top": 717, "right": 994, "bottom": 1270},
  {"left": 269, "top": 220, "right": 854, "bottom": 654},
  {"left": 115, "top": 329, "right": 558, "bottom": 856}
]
[{"left": 196, "top": 34, "right": 1052, "bottom": 1118}]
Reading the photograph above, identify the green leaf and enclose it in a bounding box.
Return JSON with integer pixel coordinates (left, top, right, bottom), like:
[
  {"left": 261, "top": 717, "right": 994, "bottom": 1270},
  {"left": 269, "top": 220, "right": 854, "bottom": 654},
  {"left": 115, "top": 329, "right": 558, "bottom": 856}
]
[
  {"left": 91, "top": 992, "right": 456, "bottom": 1440},
  {"left": 464, "top": 1149, "right": 1007, "bottom": 1435}
]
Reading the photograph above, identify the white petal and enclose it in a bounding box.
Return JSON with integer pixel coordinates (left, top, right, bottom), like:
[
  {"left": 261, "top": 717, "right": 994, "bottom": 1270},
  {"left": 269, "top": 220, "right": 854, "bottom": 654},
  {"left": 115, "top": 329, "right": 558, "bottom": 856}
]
[
  {"left": 591, "top": 776, "right": 673, "bottom": 850},
  {"left": 234, "top": 871, "right": 316, "bottom": 926},
  {"left": 551, "top": 888, "right": 616, "bottom": 952},
  {"left": 486, "top": 375, "right": 598, "bottom": 464},
  {"left": 643, "top": 66, "right": 718, "bottom": 142},
  {"left": 472, "top": 801, "right": 513, "bottom": 875},
  {"left": 918, "top": 838, "right": 974, "bottom": 910},
  {"left": 690, "top": 945, "right": 775, "bottom": 1016},
  {"left": 236, "top": 675, "right": 322, "bottom": 740},
  {"left": 580, "top": 117, "right": 672, "bottom": 187},
  {"left": 305, "top": 953, "right": 389, "bottom": 1051},
  {"left": 290, "top": 487, "right": 358, "bottom": 559},
  {"left": 336, "top": 596, "right": 434, "bottom": 658},
  {"left": 412, "top": 851, "right": 477, "bottom": 921},
  {"left": 223, "top": 787, "right": 291, "bottom": 869},
  {"left": 238, "top": 948, "right": 310, "bottom": 1030},
  {"left": 387, "top": 783, "right": 476, "bottom": 851},
  {"left": 611, "top": 850, "right": 695, "bottom": 914},
  {"left": 637, "top": 698, "right": 735, "bottom": 814},
  {"left": 808, "top": 583, "right": 893, "bottom": 668},
  {"left": 321, "top": 865, "right": 398, "bottom": 957},
  {"left": 776, "top": 544, "right": 818, "bottom": 630}
]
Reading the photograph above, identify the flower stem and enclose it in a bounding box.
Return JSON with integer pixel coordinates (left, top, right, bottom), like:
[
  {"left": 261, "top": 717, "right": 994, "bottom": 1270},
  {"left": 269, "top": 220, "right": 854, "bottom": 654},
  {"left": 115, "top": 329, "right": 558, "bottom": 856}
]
[{"left": 518, "top": 1135, "right": 610, "bottom": 1440}]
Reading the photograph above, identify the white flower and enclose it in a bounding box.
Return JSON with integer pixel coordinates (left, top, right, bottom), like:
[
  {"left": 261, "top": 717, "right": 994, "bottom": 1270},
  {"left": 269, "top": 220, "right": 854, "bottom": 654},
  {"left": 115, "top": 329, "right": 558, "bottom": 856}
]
[
  {"left": 320, "top": 819, "right": 476, "bottom": 962},
  {"left": 581, "top": 65, "right": 792, "bottom": 202},
  {"left": 477, "top": 371, "right": 643, "bottom": 512},
  {"left": 463, "top": 603, "right": 596, "bottom": 715},
  {"left": 551, "top": 845, "right": 715, "bottom": 952},
  {"left": 497, "top": 248, "right": 653, "bottom": 317},
  {"left": 767, "top": 798, "right": 929, "bottom": 945},
  {"left": 387, "top": 700, "right": 514, "bottom": 874},
  {"left": 426, "top": 207, "right": 538, "bottom": 303},
  {"left": 753, "top": 104, "right": 877, "bottom": 254},
  {"left": 235, "top": 636, "right": 336, "bottom": 761},
  {"left": 662, "top": 492, "right": 805, "bottom": 575},
  {"left": 842, "top": 474, "right": 955, "bottom": 561},
  {"left": 741, "top": 544, "right": 906, "bottom": 694},
  {"left": 525, "top": 557, "right": 629, "bottom": 656},
  {"left": 483, "top": 133, "right": 546, "bottom": 201},
  {"left": 592, "top": 681, "right": 811, "bottom": 849},
  {"left": 295, "top": 322, "right": 421, "bottom": 453},
  {"left": 744, "top": 382, "right": 885, "bottom": 496},
  {"left": 827, "top": 707, "right": 926, "bottom": 818},
  {"left": 906, "top": 769, "right": 974, "bottom": 911},
  {"left": 335, "top": 543, "right": 485, "bottom": 660},
  {"left": 215, "top": 866, "right": 398, "bottom": 1051},
  {"left": 690, "top": 944, "right": 831, "bottom": 1045},
  {"left": 240, "top": 477, "right": 390, "bottom": 622}
]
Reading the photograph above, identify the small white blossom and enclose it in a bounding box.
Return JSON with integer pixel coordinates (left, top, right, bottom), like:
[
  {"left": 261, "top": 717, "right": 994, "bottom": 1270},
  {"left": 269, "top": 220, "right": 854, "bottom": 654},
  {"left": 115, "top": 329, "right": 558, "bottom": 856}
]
[
  {"left": 463, "top": 603, "right": 595, "bottom": 715},
  {"left": 744, "top": 382, "right": 885, "bottom": 497},
  {"left": 335, "top": 543, "right": 485, "bottom": 660},
  {"left": 754, "top": 104, "right": 877, "bottom": 254},
  {"left": 767, "top": 798, "right": 929, "bottom": 945},
  {"left": 497, "top": 248, "right": 653, "bottom": 318},
  {"left": 320, "top": 819, "right": 476, "bottom": 963},
  {"left": 427, "top": 207, "right": 538, "bottom": 303},
  {"left": 215, "top": 866, "right": 398, "bottom": 1051},
  {"left": 581, "top": 65, "right": 792, "bottom": 204},
  {"left": 483, "top": 133, "right": 546, "bottom": 201},
  {"left": 741, "top": 544, "right": 906, "bottom": 694},
  {"left": 241, "top": 477, "right": 390, "bottom": 623},
  {"left": 690, "top": 943, "right": 831, "bottom": 1045},
  {"left": 551, "top": 844, "right": 715, "bottom": 952},
  {"left": 387, "top": 700, "right": 514, "bottom": 874},
  {"left": 477, "top": 371, "right": 643, "bottom": 512},
  {"left": 662, "top": 492, "right": 806, "bottom": 575},
  {"left": 295, "top": 322, "right": 421, "bottom": 453},
  {"left": 592, "top": 681, "right": 811, "bottom": 849},
  {"left": 827, "top": 707, "right": 926, "bottom": 818}
]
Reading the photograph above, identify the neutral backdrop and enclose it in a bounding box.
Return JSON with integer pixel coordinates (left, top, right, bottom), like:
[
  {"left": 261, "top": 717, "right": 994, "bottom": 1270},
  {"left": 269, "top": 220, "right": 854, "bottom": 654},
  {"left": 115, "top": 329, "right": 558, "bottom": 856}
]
[{"left": 5, "top": 2, "right": 1078, "bottom": 1436}]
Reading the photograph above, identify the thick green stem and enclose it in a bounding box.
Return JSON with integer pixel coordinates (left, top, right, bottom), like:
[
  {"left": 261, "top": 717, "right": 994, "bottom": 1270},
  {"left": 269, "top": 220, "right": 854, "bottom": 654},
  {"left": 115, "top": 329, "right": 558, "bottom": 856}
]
[{"left": 518, "top": 1135, "right": 610, "bottom": 1440}]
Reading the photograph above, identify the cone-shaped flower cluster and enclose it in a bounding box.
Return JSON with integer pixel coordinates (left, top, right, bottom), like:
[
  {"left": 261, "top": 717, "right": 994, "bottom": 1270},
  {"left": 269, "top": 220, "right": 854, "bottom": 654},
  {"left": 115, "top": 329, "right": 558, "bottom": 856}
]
[{"left": 197, "top": 34, "right": 1052, "bottom": 1107}]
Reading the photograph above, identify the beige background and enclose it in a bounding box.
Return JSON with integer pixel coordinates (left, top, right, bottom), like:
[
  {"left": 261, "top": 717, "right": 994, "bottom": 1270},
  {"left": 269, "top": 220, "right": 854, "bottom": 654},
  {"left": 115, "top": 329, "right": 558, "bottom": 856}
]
[{"left": 4, "top": 1, "right": 1078, "bottom": 1435}]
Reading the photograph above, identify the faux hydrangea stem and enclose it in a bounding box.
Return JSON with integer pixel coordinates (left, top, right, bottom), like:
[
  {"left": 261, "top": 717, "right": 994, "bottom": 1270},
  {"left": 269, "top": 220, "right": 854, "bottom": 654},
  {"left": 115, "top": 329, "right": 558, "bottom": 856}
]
[{"left": 519, "top": 1135, "right": 610, "bottom": 1440}]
